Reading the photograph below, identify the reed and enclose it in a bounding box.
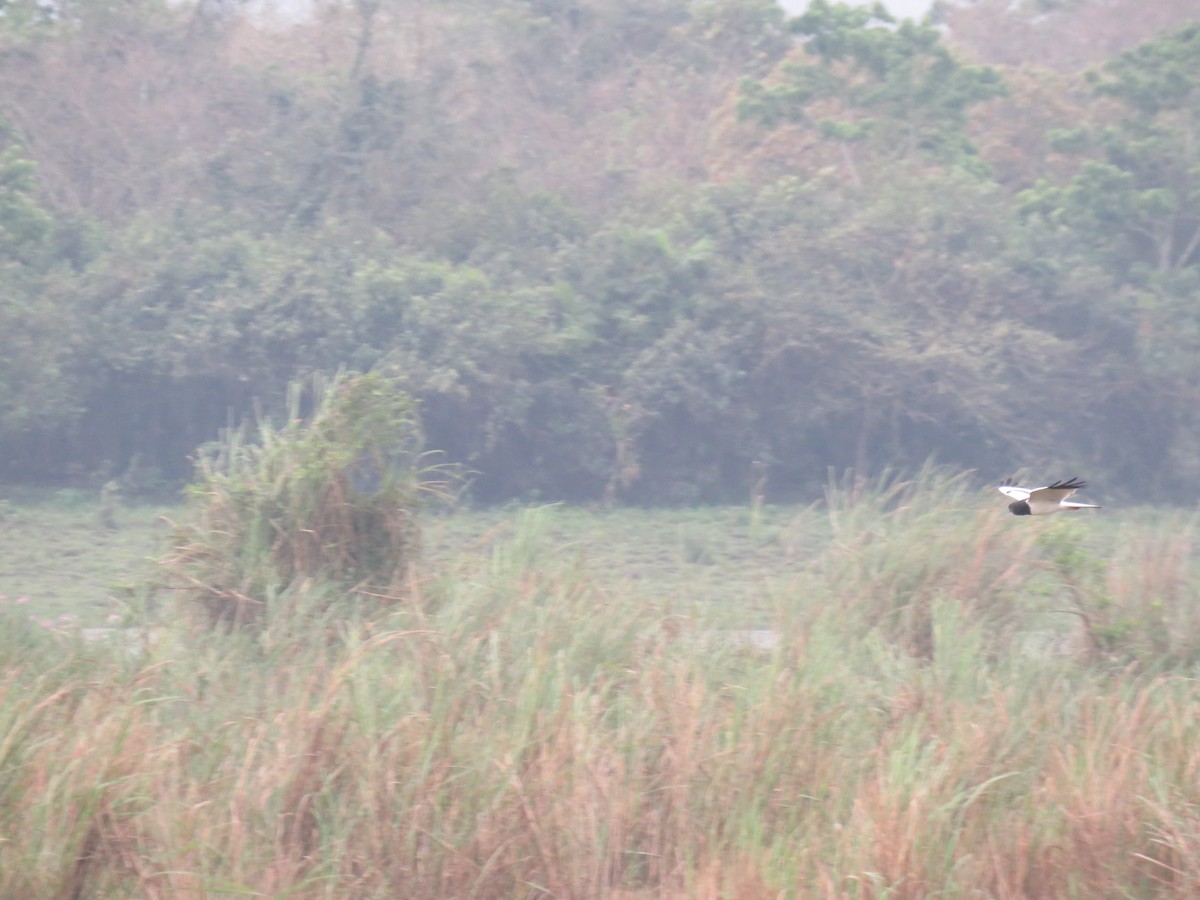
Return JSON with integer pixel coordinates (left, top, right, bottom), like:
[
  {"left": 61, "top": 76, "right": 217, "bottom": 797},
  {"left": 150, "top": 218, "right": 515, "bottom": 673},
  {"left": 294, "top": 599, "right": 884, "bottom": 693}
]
[{"left": 3, "top": 471, "right": 1200, "bottom": 896}]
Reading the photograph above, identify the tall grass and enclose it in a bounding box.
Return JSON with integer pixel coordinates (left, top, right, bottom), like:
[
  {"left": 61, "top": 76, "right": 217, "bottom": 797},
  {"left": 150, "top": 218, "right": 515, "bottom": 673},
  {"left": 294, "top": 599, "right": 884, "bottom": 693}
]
[
  {"left": 3, "top": 470, "right": 1200, "bottom": 896},
  {"left": 159, "top": 371, "right": 443, "bottom": 628},
  {"left": 796, "top": 466, "right": 1044, "bottom": 659}
]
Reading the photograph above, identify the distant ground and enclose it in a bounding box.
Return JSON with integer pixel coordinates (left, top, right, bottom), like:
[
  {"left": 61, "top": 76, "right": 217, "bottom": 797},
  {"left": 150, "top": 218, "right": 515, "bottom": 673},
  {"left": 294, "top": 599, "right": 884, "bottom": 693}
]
[
  {"left": 3, "top": 483, "right": 1155, "bottom": 636},
  {"left": 0, "top": 489, "right": 174, "bottom": 628},
  {"left": 422, "top": 502, "right": 828, "bottom": 617},
  {"left": 0, "top": 488, "right": 828, "bottom": 629}
]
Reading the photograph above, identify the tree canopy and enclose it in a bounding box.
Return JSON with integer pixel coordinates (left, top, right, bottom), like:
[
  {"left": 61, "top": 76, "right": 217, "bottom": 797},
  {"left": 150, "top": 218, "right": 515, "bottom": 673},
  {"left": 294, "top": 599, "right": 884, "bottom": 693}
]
[{"left": 2, "top": 0, "right": 1199, "bottom": 503}]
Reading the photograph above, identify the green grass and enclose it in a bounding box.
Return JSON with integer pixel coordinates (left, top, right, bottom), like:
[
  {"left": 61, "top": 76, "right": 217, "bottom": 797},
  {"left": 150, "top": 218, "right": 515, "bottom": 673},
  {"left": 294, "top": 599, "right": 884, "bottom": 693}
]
[
  {"left": 0, "top": 492, "right": 820, "bottom": 630},
  {"left": 3, "top": 471, "right": 1200, "bottom": 897},
  {"left": 0, "top": 492, "right": 172, "bottom": 627},
  {"left": 422, "top": 501, "right": 825, "bottom": 624}
]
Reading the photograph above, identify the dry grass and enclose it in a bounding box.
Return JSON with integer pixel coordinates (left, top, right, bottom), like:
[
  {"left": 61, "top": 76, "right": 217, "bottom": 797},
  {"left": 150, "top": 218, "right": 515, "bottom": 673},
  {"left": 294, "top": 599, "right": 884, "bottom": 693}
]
[
  {"left": 2, "top": 469, "right": 1200, "bottom": 896},
  {"left": 160, "top": 372, "right": 433, "bottom": 629}
]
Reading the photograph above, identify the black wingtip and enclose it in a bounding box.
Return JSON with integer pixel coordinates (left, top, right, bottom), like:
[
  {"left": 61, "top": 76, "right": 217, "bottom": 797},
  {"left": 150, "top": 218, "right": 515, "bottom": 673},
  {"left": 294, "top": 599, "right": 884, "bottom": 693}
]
[{"left": 1046, "top": 477, "right": 1087, "bottom": 491}]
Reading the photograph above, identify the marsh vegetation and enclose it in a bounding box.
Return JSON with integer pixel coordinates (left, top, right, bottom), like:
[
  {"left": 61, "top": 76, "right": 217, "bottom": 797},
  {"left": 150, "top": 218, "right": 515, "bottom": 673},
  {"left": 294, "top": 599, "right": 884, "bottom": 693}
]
[{"left": 3, "top": 466, "right": 1199, "bottom": 897}]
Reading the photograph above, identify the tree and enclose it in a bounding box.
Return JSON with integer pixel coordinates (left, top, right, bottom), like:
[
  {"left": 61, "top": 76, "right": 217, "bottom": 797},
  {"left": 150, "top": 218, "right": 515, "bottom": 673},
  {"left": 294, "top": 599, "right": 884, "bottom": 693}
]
[
  {"left": 0, "top": 129, "right": 79, "bottom": 443},
  {"left": 1017, "top": 23, "right": 1200, "bottom": 488},
  {"left": 738, "top": 0, "right": 1005, "bottom": 180},
  {"left": 1018, "top": 24, "right": 1200, "bottom": 351},
  {"left": 940, "top": 0, "right": 1200, "bottom": 72}
]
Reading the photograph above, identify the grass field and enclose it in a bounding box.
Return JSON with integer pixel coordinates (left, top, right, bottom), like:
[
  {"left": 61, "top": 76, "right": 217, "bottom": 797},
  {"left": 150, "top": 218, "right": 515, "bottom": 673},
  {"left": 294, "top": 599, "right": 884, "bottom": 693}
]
[
  {"left": 0, "top": 489, "right": 176, "bottom": 628},
  {"left": 0, "top": 489, "right": 822, "bottom": 630},
  {"left": 2, "top": 471, "right": 1200, "bottom": 897}
]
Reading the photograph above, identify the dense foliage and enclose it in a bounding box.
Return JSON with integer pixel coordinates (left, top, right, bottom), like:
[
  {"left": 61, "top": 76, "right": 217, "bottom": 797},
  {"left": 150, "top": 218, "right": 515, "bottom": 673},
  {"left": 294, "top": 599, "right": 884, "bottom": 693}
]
[{"left": 1, "top": 0, "right": 1198, "bottom": 503}]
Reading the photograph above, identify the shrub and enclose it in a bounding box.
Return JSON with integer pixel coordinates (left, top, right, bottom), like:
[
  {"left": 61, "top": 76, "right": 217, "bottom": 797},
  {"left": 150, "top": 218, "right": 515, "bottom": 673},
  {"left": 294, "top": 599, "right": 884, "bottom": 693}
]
[{"left": 160, "top": 371, "right": 443, "bottom": 629}]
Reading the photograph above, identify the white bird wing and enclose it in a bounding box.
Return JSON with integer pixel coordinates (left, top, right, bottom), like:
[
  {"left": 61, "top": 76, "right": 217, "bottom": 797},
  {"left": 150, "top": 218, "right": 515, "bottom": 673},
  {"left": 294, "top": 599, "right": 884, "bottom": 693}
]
[
  {"left": 1026, "top": 478, "right": 1086, "bottom": 513},
  {"left": 997, "top": 484, "right": 1031, "bottom": 501}
]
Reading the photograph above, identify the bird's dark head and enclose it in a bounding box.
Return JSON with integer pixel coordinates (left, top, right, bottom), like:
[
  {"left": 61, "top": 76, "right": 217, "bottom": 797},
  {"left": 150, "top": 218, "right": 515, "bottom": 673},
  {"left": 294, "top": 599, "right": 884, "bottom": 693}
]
[{"left": 1008, "top": 500, "right": 1031, "bottom": 516}]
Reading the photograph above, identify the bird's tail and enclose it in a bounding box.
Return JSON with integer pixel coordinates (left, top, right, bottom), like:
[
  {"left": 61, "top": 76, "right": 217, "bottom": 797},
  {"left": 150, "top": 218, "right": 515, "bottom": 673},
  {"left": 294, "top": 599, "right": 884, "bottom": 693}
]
[{"left": 1062, "top": 501, "right": 1101, "bottom": 510}]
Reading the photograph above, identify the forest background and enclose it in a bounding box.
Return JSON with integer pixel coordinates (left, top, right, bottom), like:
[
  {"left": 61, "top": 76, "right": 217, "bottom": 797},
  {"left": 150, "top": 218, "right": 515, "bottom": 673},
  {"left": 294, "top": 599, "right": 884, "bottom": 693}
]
[{"left": 2, "top": 0, "right": 1200, "bottom": 505}]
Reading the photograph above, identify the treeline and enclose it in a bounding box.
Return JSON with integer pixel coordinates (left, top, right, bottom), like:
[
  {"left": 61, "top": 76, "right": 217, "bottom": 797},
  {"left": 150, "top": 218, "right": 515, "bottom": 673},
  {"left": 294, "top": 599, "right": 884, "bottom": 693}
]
[{"left": 1, "top": 0, "right": 1198, "bottom": 503}]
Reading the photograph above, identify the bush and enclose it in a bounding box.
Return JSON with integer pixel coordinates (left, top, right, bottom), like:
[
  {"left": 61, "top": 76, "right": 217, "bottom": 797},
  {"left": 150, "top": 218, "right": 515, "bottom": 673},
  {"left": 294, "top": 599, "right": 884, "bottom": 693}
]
[{"left": 160, "top": 371, "right": 442, "bottom": 629}]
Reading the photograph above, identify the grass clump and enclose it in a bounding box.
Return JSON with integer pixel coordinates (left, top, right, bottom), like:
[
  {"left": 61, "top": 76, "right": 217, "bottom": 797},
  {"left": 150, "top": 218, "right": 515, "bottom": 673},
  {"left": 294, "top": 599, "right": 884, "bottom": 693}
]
[{"left": 160, "top": 371, "right": 439, "bottom": 628}]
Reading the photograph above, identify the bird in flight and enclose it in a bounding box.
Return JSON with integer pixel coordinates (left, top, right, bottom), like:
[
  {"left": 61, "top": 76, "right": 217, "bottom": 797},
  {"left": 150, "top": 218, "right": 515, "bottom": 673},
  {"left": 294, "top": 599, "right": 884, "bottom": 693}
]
[{"left": 997, "top": 477, "right": 1101, "bottom": 516}]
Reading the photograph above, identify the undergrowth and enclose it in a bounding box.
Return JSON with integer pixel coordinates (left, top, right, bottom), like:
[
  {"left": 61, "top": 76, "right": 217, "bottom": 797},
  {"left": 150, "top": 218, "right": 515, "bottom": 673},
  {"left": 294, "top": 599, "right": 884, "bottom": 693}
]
[
  {"left": 159, "top": 371, "right": 446, "bottom": 628},
  {"left": 2, "top": 468, "right": 1199, "bottom": 897}
]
